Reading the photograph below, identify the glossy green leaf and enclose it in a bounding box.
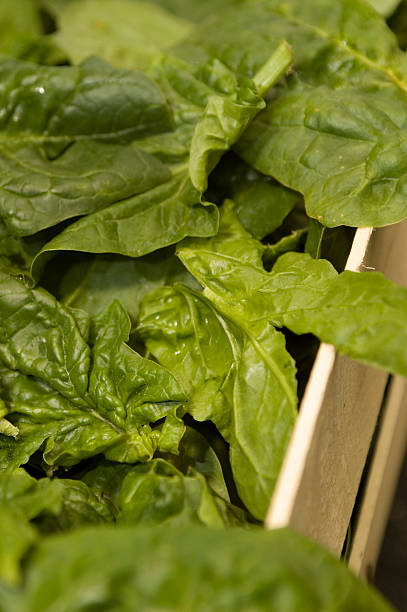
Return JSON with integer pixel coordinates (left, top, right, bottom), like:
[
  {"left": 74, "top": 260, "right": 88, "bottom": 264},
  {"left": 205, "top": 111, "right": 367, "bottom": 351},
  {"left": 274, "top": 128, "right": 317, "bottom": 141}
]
[
  {"left": 33, "top": 172, "right": 218, "bottom": 269},
  {"left": 138, "top": 282, "right": 297, "bottom": 520},
  {"left": 175, "top": 0, "right": 407, "bottom": 227},
  {"left": 189, "top": 42, "right": 292, "bottom": 192},
  {"left": 0, "top": 276, "right": 186, "bottom": 470},
  {"left": 115, "top": 458, "right": 246, "bottom": 527},
  {"left": 0, "top": 57, "right": 172, "bottom": 237},
  {"left": 179, "top": 238, "right": 407, "bottom": 377},
  {"left": 49, "top": 0, "right": 193, "bottom": 70},
  {"left": 59, "top": 251, "right": 198, "bottom": 328},
  {"left": 20, "top": 526, "right": 394, "bottom": 611}
]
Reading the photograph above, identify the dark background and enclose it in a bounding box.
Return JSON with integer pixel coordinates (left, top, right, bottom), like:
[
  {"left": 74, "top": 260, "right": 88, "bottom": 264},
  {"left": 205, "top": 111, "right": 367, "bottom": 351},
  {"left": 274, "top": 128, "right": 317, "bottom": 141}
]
[{"left": 375, "top": 450, "right": 407, "bottom": 612}]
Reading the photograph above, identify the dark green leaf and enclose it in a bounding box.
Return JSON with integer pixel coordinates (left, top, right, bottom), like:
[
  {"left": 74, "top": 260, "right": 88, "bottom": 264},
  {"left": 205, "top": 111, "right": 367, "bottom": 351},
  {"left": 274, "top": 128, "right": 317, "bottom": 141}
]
[
  {"left": 0, "top": 57, "right": 172, "bottom": 237},
  {"left": 176, "top": 0, "right": 407, "bottom": 227},
  {"left": 0, "top": 277, "right": 186, "bottom": 471},
  {"left": 208, "top": 155, "right": 300, "bottom": 240},
  {"left": 32, "top": 173, "right": 218, "bottom": 268}
]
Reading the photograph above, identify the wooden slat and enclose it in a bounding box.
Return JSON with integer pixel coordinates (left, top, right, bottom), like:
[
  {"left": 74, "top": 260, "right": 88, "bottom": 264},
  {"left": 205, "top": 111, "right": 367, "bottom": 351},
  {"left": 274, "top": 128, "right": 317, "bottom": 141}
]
[
  {"left": 266, "top": 219, "right": 407, "bottom": 556},
  {"left": 348, "top": 376, "right": 407, "bottom": 578}
]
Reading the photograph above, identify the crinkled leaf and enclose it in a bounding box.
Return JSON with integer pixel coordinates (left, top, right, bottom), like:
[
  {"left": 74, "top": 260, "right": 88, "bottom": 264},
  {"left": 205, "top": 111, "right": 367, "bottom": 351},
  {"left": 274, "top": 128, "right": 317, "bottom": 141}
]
[
  {"left": 49, "top": 0, "right": 193, "bottom": 70},
  {"left": 115, "top": 458, "right": 246, "bottom": 527},
  {"left": 189, "top": 41, "right": 292, "bottom": 192},
  {"left": 138, "top": 283, "right": 297, "bottom": 520},
  {"left": 59, "top": 251, "right": 199, "bottom": 329},
  {"left": 0, "top": 57, "right": 172, "bottom": 237},
  {"left": 179, "top": 238, "right": 407, "bottom": 377},
  {"left": 36, "top": 478, "right": 115, "bottom": 533},
  {"left": 0, "top": 276, "right": 186, "bottom": 470},
  {"left": 176, "top": 0, "right": 407, "bottom": 227},
  {"left": 20, "top": 526, "right": 393, "bottom": 612}
]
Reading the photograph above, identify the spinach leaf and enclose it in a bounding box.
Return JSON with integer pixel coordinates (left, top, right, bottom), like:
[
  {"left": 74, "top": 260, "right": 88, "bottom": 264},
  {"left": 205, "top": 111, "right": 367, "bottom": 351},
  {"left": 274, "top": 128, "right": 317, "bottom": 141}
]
[
  {"left": 0, "top": 469, "right": 63, "bottom": 584},
  {"left": 46, "top": 0, "right": 193, "bottom": 70},
  {"left": 33, "top": 46, "right": 291, "bottom": 268},
  {"left": 138, "top": 282, "right": 297, "bottom": 520},
  {"left": 189, "top": 41, "right": 292, "bottom": 192},
  {"left": 0, "top": 276, "right": 186, "bottom": 471},
  {"left": 179, "top": 233, "right": 407, "bottom": 377},
  {"left": 366, "top": 0, "right": 402, "bottom": 16},
  {"left": 32, "top": 173, "right": 218, "bottom": 266},
  {"left": 0, "top": 56, "right": 172, "bottom": 237},
  {"left": 19, "top": 526, "right": 394, "bottom": 611},
  {"left": 59, "top": 251, "right": 199, "bottom": 329},
  {"left": 112, "top": 458, "right": 246, "bottom": 527},
  {"left": 208, "top": 155, "right": 300, "bottom": 240},
  {"left": 0, "top": 0, "right": 42, "bottom": 59},
  {"left": 176, "top": 0, "right": 407, "bottom": 228}
]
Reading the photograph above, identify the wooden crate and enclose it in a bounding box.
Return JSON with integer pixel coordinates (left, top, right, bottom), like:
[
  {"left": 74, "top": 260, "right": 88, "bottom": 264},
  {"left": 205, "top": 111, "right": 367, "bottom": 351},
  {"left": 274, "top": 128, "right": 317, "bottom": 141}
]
[{"left": 266, "top": 220, "right": 407, "bottom": 566}]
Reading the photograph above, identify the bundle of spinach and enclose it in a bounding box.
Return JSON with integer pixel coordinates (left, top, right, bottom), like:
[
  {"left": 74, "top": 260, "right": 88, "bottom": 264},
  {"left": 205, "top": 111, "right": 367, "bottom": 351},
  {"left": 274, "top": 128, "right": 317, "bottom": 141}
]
[{"left": 0, "top": 0, "right": 405, "bottom": 609}]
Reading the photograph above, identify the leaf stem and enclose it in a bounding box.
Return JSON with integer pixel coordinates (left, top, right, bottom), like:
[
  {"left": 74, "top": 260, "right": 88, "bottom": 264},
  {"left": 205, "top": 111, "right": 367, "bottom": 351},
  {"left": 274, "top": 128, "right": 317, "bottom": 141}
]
[{"left": 253, "top": 40, "right": 293, "bottom": 97}]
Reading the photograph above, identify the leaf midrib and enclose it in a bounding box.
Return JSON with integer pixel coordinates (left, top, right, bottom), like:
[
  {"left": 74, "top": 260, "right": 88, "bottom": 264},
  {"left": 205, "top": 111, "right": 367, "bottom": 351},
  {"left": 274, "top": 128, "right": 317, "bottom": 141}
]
[{"left": 267, "top": 4, "right": 407, "bottom": 93}]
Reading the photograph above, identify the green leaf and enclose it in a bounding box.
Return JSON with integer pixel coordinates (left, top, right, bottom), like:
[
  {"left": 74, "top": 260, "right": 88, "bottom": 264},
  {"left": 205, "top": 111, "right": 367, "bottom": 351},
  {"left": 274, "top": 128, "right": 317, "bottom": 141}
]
[
  {"left": 0, "top": 468, "right": 63, "bottom": 584},
  {"left": 20, "top": 526, "right": 394, "bottom": 611},
  {"left": 32, "top": 172, "right": 219, "bottom": 268},
  {"left": 0, "top": 506, "right": 37, "bottom": 586},
  {"left": 115, "top": 458, "right": 246, "bottom": 527},
  {"left": 176, "top": 0, "right": 407, "bottom": 227},
  {"left": 179, "top": 239, "right": 407, "bottom": 378},
  {"left": 366, "top": 0, "right": 401, "bottom": 17},
  {"left": 189, "top": 41, "right": 292, "bottom": 192},
  {"left": 36, "top": 478, "right": 115, "bottom": 532},
  {"left": 0, "top": 57, "right": 173, "bottom": 238},
  {"left": 0, "top": 0, "right": 41, "bottom": 59},
  {"left": 138, "top": 283, "right": 297, "bottom": 520},
  {"left": 263, "top": 228, "right": 307, "bottom": 268},
  {"left": 59, "top": 251, "right": 199, "bottom": 329},
  {"left": 49, "top": 0, "right": 193, "bottom": 70},
  {"left": 0, "top": 277, "right": 186, "bottom": 471},
  {"left": 304, "top": 220, "right": 355, "bottom": 271},
  {"left": 208, "top": 155, "right": 300, "bottom": 240}
]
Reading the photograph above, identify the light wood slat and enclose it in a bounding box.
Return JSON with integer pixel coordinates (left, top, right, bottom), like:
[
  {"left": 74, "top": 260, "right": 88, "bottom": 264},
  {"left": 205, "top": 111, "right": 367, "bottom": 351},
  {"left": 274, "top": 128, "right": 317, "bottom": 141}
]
[
  {"left": 348, "top": 376, "right": 407, "bottom": 579},
  {"left": 266, "top": 219, "right": 407, "bottom": 556}
]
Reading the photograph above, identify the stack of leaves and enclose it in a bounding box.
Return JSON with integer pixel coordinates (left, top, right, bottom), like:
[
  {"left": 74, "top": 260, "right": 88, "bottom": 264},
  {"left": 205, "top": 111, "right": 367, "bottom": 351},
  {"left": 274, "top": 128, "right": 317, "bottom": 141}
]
[{"left": 0, "top": 0, "right": 405, "bottom": 609}]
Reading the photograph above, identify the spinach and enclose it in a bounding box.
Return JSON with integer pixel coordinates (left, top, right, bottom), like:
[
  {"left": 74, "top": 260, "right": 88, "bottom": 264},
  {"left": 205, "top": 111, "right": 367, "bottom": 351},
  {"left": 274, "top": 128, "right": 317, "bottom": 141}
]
[
  {"left": 16, "top": 526, "right": 393, "bottom": 611},
  {"left": 139, "top": 283, "right": 297, "bottom": 520},
  {"left": 178, "top": 207, "right": 407, "bottom": 377},
  {"left": 0, "top": 1, "right": 404, "bottom": 609},
  {"left": 0, "top": 279, "right": 186, "bottom": 470}
]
